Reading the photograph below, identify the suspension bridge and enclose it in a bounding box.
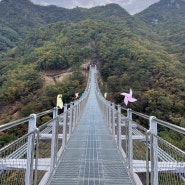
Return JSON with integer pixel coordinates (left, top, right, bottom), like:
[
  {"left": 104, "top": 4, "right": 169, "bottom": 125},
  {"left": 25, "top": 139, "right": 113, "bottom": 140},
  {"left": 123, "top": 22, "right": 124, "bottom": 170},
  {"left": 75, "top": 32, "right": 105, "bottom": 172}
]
[{"left": 0, "top": 66, "right": 185, "bottom": 185}]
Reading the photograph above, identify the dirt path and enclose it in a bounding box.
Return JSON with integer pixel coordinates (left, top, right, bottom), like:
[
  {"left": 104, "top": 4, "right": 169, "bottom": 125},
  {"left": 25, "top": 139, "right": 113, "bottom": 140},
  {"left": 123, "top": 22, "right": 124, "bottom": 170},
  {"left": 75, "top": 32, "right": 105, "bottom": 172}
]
[{"left": 43, "top": 68, "right": 72, "bottom": 86}]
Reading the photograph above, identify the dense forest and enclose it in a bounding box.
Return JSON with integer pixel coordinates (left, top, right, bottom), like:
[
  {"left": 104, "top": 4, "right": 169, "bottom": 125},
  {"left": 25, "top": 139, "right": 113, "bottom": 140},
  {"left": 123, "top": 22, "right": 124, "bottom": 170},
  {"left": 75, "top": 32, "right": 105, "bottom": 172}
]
[{"left": 0, "top": 0, "right": 185, "bottom": 148}]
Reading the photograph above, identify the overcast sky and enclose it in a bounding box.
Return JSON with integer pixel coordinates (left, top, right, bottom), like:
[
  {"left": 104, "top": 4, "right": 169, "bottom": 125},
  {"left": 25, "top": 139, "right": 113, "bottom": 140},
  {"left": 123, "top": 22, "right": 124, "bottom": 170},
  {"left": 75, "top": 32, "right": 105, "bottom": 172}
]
[{"left": 30, "top": 0, "right": 160, "bottom": 15}]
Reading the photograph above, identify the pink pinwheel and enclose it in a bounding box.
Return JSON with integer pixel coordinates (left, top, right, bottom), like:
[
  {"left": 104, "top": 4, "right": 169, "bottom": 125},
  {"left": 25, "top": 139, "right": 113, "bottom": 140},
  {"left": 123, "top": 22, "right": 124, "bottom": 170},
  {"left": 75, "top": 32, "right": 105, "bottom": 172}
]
[
  {"left": 75, "top": 93, "right": 79, "bottom": 99},
  {"left": 120, "top": 88, "right": 137, "bottom": 106}
]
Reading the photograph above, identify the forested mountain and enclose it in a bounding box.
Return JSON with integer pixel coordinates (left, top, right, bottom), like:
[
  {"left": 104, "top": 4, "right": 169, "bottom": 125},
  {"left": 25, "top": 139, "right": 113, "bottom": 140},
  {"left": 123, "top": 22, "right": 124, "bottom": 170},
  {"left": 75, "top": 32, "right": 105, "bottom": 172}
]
[
  {"left": 0, "top": 0, "right": 132, "bottom": 51},
  {"left": 137, "top": 0, "right": 185, "bottom": 31},
  {"left": 0, "top": 0, "right": 184, "bottom": 148},
  {"left": 137, "top": 0, "right": 185, "bottom": 62}
]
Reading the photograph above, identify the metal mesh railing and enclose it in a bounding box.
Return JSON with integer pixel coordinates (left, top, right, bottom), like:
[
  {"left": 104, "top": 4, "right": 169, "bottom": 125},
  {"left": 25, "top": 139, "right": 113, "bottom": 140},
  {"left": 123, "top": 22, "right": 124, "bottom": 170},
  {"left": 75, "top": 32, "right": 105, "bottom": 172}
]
[
  {"left": 155, "top": 135, "right": 185, "bottom": 185},
  {"left": 121, "top": 119, "right": 150, "bottom": 185},
  {"left": 0, "top": 131, "right": 38, "bottom": 185},
  {"left": 36, "top": 120, "right": 54, "bottom": 184},
  {"left": 38, "top": 121, "right": 53, "bottom": 159}
]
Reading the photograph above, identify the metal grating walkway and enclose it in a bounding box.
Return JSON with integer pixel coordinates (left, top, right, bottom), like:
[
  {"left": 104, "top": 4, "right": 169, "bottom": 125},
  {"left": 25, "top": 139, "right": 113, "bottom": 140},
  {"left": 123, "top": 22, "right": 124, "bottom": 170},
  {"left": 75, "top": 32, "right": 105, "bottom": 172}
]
[{"left": 49, "top": 70, "right": 133, "bottom": 185}]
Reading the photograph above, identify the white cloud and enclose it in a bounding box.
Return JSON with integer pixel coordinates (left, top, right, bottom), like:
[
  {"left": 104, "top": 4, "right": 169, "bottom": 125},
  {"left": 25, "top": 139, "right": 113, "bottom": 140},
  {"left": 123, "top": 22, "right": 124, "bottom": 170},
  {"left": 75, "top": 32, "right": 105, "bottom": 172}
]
[{"left": 21, "top": 0, "right": 160, "bottom": 14}]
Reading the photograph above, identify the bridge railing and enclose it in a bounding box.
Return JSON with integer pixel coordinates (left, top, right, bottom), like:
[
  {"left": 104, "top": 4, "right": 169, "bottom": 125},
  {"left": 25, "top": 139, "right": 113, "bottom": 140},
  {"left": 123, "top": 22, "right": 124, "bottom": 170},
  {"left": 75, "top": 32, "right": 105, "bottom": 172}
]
[
  {"left": 95, "top": 68, "right": 185, "bottom": 185},
  {"left": 0, "top": 67, "right": 92, "bottom": 185},
  {"left": 126, "top": 109, "right": 185, "bottom": 185}
]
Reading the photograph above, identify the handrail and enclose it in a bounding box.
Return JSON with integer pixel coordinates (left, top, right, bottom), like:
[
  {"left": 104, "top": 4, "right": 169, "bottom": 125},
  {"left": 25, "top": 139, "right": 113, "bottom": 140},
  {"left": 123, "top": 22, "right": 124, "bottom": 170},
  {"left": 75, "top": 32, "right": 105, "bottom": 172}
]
[
  {"left": 126, "top": 109, "right": 185, "bottom": 135},
  {"left": 0, "top": 129, "right": 37, "bottom": 153},
  {"left": 130, "top": 110, "right": 150, "bottom": 120},
  {"left": 0, "top": 116, "right": 30, "bottom": 131},
  {"left": 154, "top": 117, "right": 185, "bottom": 135},
  {"left": 0, "top": 109, "right": 53, "bottom": 132},
  {"left": 36, "top": 109, "right": 53, "bottom": 118}
]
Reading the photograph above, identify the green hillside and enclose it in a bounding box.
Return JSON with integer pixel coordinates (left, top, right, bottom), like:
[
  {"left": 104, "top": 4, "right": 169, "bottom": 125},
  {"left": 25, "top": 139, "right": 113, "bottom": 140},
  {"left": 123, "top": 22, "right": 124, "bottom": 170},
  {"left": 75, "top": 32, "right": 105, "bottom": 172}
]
[
  {"left": 137, "top": 0, "right": 185, "bottom": 62},
  {"left": 137, "top": 0, "right": 185, "bottom": 31}
]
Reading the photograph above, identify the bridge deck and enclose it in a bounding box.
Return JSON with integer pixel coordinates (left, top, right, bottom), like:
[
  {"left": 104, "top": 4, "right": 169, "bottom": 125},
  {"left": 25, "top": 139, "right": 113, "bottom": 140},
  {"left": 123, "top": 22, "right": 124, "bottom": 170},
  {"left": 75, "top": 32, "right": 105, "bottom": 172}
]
[{"left": 49, "top": 70, "right": 133, "bottom": 185}]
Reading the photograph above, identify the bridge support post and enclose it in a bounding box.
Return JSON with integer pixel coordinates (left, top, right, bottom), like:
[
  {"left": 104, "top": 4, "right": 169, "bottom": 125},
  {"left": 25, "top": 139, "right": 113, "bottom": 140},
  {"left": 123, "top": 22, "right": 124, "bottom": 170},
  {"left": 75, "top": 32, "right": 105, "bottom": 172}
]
[
  {"left": 103, "top": 101, "right": 106, "bottom": 123},
  {"left": 149, "top": 116, "right": 158, "bottom": 185},
  {"left": 62, "top": 104, "right": 68, "bottom": 150},
  {"left": 117, "top": 105, "right": 121, "bottom": 150},
  {"left": 112, "top": 103, "right": 115, "bottom": 138},
  {"left": 107, "top": 101, "right": 110, "bottom": 128},
  {"left": 77, "top": 101, "right": 80, "bottom": 121},
  {"left": 74, "top": 103, "right": 78, "bottom": 127},
  {"left": 26, "top": 114, "right": 37, "bottom": 185},
  {"left": 50, "top": 107, "right": 59, "bottom": 172},
  {"left": 105, "top": 101, "right": 107, "bottom": 126},
  {"left": 76, "top": 102, "right": 79, "bottom": 123},
  {"left": 72, "top": 103, "right": 76, "bottom": 132},
  {"left": 108, "top": 102, "right": 112, "bottom": 131},
  {"left": 78, "top": 100, "right": 82, "bottom": 119},
  {"left": 127, "top": 109, "right": 133, "bottom": 173},
  {"left": 53, "top": 107, "right": 58, "bottom": 118},
  {"left": 69, "top": 103, "right": 73, "bottom": 137}
]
